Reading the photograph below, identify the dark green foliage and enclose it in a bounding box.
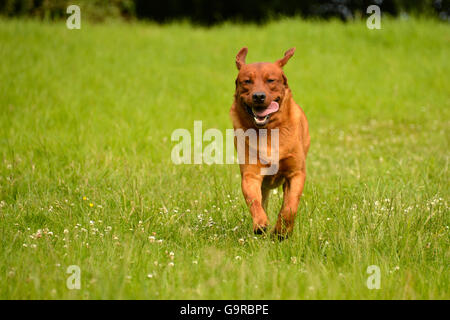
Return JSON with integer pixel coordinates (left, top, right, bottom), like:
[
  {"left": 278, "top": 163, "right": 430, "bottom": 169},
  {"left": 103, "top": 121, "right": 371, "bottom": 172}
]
[{"left": 0, "top": 0, "right": 447, "bottom": 24}]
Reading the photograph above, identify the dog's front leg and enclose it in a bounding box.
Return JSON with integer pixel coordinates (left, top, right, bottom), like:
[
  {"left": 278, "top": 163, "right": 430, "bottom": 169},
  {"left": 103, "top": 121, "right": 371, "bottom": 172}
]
[
  {"left": 241, "top": 172, "right": 268, "bottom": 233},
  {"left": 273, "top": 172, "right": 306, "bottom": 238}
]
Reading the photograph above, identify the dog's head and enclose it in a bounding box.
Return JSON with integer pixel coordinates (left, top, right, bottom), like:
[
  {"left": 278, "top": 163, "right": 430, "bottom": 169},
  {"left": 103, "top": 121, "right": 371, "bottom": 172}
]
[{"left": 234, "top": 47, "right": 295, "bottom": 127}]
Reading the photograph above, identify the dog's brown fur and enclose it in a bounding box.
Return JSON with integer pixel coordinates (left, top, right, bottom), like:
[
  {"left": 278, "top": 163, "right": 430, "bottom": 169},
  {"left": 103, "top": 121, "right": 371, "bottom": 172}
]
[{"left": 229, "top": 47, "right": 310, "bottom": 238}]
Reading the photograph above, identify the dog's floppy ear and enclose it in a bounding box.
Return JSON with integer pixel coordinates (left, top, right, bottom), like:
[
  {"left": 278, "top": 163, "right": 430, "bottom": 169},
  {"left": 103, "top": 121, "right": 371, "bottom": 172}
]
[
  {"left": 276, "top": 47, "right": 295, "bottom": 67},
  {"left": 236, "top": 47, "right": 248, "bottom": 70}
]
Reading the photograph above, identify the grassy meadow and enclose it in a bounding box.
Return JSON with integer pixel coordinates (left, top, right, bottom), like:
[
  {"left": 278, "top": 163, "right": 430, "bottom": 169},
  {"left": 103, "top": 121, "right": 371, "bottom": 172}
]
[{"left": 0, "top": 17, "right": 449, "bottom": 299}]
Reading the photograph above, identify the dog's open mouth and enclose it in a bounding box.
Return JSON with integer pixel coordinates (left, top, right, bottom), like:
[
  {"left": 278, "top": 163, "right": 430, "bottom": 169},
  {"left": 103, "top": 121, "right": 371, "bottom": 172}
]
[{"left": 245, "top": 100, "right": 280, "bottom": 126}]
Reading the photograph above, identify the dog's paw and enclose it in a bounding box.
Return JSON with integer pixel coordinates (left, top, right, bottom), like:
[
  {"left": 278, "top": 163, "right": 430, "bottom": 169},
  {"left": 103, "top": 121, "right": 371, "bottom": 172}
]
[
  {"left": 272, "top": 231, "right": 289, "bottom": 241},
  {"left": 253, "top": 225, "right": 267, "bottom": 235},
  {"left": 271, "top": 227, "right": 292, "bottom": 241}
]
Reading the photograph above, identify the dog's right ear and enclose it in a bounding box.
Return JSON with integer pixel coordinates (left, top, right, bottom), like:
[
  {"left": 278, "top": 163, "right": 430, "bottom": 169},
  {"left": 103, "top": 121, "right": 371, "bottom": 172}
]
[
  {"left": 276, "top": 47, "right": 295, "bottom": 68},
  {"left": 236, "top": 47, "right": 248, "bottom": 70}
]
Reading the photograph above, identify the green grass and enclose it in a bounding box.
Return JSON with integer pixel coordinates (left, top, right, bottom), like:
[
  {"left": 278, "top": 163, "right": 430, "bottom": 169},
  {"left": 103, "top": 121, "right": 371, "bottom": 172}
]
[{"left": 0, "top": 17, "right": 449, "bottom": 299}]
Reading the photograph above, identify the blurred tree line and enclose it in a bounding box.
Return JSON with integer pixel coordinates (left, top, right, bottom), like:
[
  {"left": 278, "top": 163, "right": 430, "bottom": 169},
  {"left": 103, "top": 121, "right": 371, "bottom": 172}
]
[{"left": 0, "top": 0, "right": 448, "bottom": 24}]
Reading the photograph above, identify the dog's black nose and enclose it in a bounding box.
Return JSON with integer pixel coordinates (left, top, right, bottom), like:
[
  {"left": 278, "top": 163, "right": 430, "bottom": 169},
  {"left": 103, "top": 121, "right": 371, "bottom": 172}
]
[{"left": 252, "top": 92, "right": 266, "bottom": 104}]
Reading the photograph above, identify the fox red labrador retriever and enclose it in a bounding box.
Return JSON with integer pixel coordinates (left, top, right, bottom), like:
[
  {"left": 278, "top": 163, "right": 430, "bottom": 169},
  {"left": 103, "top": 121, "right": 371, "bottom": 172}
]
[{"left": 229, "top": 47, "right": 310, "bottom": 238}]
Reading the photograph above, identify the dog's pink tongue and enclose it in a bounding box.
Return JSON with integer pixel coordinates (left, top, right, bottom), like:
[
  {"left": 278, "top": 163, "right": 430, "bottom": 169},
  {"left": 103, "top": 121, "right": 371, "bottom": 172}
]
[{"left": 254, "top": 101, "right": 279, "bottom": 117}]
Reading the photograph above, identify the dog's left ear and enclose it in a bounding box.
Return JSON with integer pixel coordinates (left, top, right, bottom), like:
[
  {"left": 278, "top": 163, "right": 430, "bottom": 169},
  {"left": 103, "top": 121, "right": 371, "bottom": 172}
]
[
  {"left": 276, "top": 47, "right": 295, "bottom": 67},
  {"left": 236, "top": 47, "right": 248, "bottom": 70}
]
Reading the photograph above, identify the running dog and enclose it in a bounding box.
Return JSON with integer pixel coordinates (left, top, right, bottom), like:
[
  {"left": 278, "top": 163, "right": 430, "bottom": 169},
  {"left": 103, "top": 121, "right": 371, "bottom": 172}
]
[{"left": 229, "top": 47, "right": 310, "bottom": 238}]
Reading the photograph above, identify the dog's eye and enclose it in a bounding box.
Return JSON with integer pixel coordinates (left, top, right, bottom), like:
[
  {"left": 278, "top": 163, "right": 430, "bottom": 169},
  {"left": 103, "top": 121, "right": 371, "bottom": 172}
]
[
  {"left": 243, "top": 79, "right": 252, "bottom": 84},
  {"left": 267, "top": 79, "right": 275, "bottom": 83}
]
